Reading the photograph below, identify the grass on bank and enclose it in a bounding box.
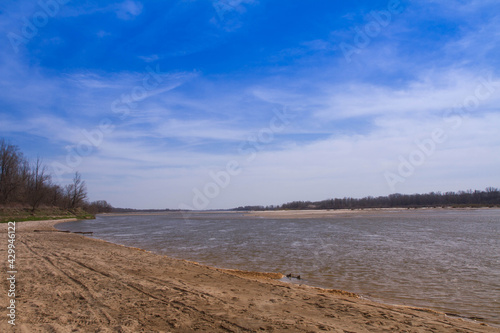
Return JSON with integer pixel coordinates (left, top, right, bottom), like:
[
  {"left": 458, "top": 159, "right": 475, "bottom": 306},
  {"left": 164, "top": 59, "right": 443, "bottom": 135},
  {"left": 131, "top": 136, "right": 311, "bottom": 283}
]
[{"left": 0, "top": 206, "right": 95, "bottom": 223}]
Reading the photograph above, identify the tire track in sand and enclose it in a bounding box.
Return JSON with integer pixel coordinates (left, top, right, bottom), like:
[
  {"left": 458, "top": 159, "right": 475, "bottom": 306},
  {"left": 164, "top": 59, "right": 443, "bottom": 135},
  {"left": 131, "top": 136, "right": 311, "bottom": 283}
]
[
  {"left": 54, "top": 252, "right": 256, "bottom": 332},
  {"left": 18, "top": 239, "right": 115, "bottom": 327}
]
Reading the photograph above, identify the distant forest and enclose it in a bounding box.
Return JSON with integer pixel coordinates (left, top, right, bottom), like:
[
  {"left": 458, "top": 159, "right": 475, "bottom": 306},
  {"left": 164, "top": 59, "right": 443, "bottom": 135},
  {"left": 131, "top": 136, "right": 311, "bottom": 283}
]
[
  {"left": 233, "top": 188, "right": 500, "bottom": 211},
  {"left": 0, "top": 139, "right": 112, "bottom": 214}
]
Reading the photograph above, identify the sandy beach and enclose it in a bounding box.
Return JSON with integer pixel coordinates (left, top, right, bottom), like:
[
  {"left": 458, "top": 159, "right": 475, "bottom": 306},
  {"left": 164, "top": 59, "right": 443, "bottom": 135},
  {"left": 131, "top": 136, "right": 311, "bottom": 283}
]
[{"left": 1, "top": 219, "right": 499, "bottom": 332}]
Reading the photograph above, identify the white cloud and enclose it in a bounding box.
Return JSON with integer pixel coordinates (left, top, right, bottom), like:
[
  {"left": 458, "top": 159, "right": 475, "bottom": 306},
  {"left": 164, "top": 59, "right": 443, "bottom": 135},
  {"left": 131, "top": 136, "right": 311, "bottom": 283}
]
[
  {"left": 442, "top": 17, "right": 500, "bottom": 64},
  {"left": 2, "top": 47, "right": 499, "bottom": 209},
  {"left": 74, "top": 110, "right": 500, "bottom": 209},
  {"left": 138, "top": 54, "right": 160, "bottom": 63},
  {"left": 416, "top": 0, "right": 499, "bottom": 17},
  {"left": 210, "top": 0, "right": 257, "bottom": 31},
  {"left": 115, "top": 1, "right": 143, "bottom": 20},
  {"left": 314, "top": 70, "right": 500, "bottom": 120}
]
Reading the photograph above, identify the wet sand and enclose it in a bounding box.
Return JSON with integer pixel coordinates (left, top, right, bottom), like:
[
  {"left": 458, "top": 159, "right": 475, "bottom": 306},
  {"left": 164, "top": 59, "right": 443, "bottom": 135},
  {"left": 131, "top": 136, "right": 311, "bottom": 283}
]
[{"left": 1, "top": 219, "right": 499, "bottom": 332}]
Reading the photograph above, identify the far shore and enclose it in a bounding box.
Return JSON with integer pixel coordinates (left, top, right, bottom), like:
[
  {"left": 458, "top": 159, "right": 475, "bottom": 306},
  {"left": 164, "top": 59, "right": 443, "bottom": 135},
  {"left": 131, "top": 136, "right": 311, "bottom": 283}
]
[
  {"left": 244, "top": 206, "right": 499, "bottom": 218},
  {"left": 96, "top": 206, "right": 499, "bottom": 219},
  {"left": 0, "top": 219, "right": 499, "bottom": 332}
]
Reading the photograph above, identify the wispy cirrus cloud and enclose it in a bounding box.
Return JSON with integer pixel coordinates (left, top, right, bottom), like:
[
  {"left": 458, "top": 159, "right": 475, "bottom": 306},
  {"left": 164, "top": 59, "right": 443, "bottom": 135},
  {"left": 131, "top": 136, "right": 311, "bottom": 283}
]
[
  {"left": 210, "top": 0, "right": 257, "bottom": 31},
  {"left": 314, "top": 70, "right": 500, "bottom": 120},
  {"left": 115, "top": 0, "right": 143, "bottom": 20},
  {"left": 47, "top": 0, "right": 143, "bottom": 19}
]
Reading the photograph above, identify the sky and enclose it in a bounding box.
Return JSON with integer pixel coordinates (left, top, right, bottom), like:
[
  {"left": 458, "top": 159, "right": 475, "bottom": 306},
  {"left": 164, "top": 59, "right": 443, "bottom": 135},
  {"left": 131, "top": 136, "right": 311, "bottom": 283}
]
[{"left": 0, "top": 0, "right": 499, "bottom": 209}]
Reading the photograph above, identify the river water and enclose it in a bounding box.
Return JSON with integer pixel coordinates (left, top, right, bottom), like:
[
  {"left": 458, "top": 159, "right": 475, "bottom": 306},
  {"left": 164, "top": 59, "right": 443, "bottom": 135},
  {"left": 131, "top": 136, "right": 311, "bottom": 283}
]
[{"left": 57, "top": 208, "right": 500, "bottom": 326}]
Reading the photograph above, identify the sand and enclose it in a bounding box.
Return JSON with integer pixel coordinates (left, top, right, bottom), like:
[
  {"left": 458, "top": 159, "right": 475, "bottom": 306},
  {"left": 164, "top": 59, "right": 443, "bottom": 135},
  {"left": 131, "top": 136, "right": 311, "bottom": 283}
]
[
  {"left": 244, "top": 208, "right": 469, "bottom": 219},
  {"left": 1, "top": 219, "right": 499, "bottom": 332}
]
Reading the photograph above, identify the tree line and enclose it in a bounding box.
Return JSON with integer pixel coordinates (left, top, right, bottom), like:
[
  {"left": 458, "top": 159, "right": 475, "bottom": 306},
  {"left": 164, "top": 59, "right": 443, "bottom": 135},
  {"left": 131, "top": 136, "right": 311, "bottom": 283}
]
[
  {"left": 233, "top": 188, "right": 500, "bottom": 211},
  {"left": 0, "top": 139, "right": 112, "bottom": 214}
]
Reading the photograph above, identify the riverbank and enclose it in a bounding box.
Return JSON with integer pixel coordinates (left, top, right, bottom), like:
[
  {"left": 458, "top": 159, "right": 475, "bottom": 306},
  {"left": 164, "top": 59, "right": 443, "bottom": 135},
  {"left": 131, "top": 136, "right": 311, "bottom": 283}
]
[
  {"left": 0, "top": 206, "right": 94, "bottom": 223},
  {"left": 1, "top": 219, "right": 498, "bottom": 332}
]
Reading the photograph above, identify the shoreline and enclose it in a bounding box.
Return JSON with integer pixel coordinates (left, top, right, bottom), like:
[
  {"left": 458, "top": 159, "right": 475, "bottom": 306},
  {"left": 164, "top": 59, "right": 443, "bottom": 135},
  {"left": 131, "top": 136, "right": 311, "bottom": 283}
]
[
  {"left": 55, "top": 215, "right": 500, "bottom": 327},
  {"left": 1, "top": 219, "right": 499, "bottom": 332},
  {"left": 97, "top": 206, "right": 500, "bottom": 219}
]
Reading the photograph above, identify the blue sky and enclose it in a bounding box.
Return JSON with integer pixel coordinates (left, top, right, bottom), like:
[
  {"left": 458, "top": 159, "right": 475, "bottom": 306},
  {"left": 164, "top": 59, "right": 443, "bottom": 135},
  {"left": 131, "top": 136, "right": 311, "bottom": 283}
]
[{"left": 1, "top": 0, "right": 499, "bottom": 209}]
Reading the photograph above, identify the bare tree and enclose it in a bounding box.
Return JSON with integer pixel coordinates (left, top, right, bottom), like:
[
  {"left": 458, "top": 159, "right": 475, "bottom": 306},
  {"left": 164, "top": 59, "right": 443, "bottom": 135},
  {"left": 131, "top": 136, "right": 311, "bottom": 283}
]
[
  {"left": 485, "top": 187, "right": 499, "bottom": 193},
  {"left": 26, "top": 157, "right": 50, "bottom": 212},
  {"left": 46, "top": 184, "right": 65, "bottom": 207},
  {"left": 0, "top": 139, "right": 23, "bottom": 204},
  {"left": 65, "top": 172, "right": 87, "bottom": 209},
  {"left": 84, "top": 200, "right": 113, "bottom": 214},
  {"left": 1, "top": 139, "right": 97, "bottom": 212}
]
